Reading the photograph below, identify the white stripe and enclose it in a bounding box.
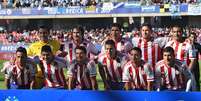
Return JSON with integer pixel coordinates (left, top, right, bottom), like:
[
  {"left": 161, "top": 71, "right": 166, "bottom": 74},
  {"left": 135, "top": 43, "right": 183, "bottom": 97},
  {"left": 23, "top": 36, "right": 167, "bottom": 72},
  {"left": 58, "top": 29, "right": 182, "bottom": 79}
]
[
  {"left": 147, "top": 42, "right": 152, "bottom": 67},
  {"left": 155, "top": 44, "right": 159, "bottom": 64},
  {"left": 113, "top": 60, "right": 121, "bottom": 81},
  {"left": 177, "top": 44, "right": 183, "bottom": 60},
  {"left": 139, "top": 67, "right": 145, "bottom": 87},
  {"left": 141, "top": 42, "right": 145, "bottom": 60}
]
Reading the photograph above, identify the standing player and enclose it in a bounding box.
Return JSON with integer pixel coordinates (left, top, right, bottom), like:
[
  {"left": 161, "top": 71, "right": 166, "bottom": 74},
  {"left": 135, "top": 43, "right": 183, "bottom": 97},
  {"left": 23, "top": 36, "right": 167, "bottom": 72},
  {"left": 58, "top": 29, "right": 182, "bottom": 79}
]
[
  {"left": 165, "top": 25, "right": 195, "bottom": 70},
  {"left": 38, "top": 45, "right": 67, "bottom": 89},
  {"left": 64, "top": 27, "right": 99, "bottom": 65},
  {"left": 68, "top": 46, "right": 98, "bottom": 90},
  {"left": 123, "top": 47, "right": 154, "bottom": 91},
  {"left": 4, "top": 47, "right": 35, "bottom": 89},
  {"left": 186, "top": 32, "right": 201, "bottom": 91},
  {"left": 101, "top": 23, "right": 133, "bottom": 54},
  {"left": 99, "top": 40, "right": 128, "bottom": 90},
  {"left": 155, "top": 47, "right": 192, "bottom": 91},
  {"left": 132, "top": 23, "right": 162, "bottom": 69}
]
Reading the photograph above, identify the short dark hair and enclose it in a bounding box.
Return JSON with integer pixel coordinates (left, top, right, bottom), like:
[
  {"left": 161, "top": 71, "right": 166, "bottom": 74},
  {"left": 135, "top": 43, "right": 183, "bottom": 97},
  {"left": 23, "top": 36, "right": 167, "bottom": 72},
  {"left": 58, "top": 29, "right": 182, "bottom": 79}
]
[
  {"left": 189, "top": 32, "right": 196, "bottom": 37},
  {"left": 171, "top": 24, "right": 182, "bottom": 31},
  {"left": 73, "top": 26, "right": 84, "bottom": 36},
  {"left": 105, "top": 40, "right": 115, "bottom": 48},
  {"left": 129, "top": 47, "right": 142, "bottom": 56},
  {"left": 41, "top": 45, "right": 52, "bottom": 53},
  {"left": 163, "top": 46, "right": 174, "bottom": 55},
  {"left": 75, "top": 46, "right": 87, "bottom": 54},
  {"left": 16, "top": 47, "right": 27, "bottom": 57},
  {"left": 111, "top": 23, "right": 121, "bottom": 30},
  {"left": 141, "top": 23, "right": 152, "bottom": 30}
]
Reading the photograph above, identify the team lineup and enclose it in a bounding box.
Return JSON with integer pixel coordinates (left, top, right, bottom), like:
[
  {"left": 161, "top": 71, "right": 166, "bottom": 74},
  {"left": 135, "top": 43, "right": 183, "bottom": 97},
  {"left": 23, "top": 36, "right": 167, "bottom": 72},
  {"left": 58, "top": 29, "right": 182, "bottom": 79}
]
[{"left": 1, "top": 23, "right": 200, "bottom": 91}]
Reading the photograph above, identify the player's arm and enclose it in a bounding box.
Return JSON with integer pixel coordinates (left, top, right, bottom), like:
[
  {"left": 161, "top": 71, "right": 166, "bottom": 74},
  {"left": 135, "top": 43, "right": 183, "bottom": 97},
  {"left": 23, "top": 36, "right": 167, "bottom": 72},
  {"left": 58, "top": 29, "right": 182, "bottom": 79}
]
[{"left": 181, "top": 64, "right": 192, "bottom": 92}]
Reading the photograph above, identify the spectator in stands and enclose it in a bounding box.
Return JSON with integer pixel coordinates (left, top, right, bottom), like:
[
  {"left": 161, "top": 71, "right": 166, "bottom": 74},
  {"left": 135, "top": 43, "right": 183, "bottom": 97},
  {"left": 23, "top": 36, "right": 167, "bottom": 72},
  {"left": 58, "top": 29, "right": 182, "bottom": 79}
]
[
  {"left": 68, "top": 46, "right": 98, "bottom": 90},
  {"left": 4, "top": 47, "right": 35, "bottom": 89}
]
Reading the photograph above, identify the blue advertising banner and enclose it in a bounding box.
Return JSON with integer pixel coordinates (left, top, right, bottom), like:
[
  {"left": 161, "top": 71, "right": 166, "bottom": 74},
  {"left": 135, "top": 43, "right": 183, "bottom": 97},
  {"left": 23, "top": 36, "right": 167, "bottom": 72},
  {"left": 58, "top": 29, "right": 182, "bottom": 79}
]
[
  {"left": 0, "top": 3, "right": 189, "bottom": 16},
  {"left": 0, "top": 90, "right": 201, "bottom": 101}
]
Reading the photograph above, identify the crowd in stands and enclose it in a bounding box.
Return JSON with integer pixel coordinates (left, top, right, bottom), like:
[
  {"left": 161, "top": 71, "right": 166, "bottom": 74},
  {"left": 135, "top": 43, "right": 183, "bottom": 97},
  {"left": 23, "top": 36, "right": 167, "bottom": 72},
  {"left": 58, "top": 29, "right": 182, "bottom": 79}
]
[
  {"left": 0, "top": 0, "right": 98, "bottom": 9},
  {"left": 0, "top": 0, "right": 201, "bottom": 9},
  {"left": 1, "top": 26, "right": 201, "bottom": 46}
]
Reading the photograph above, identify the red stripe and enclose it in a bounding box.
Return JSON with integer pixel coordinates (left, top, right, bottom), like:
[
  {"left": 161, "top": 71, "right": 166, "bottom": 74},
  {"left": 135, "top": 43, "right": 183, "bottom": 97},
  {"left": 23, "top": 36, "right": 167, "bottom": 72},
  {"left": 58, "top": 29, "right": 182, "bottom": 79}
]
[
  {"left": 55, "top": 68, "right": 62, "bottom": 86},
  {"left": 103, "top": 57, "right": 107, "bottom": 65},
  {"left": 180, "top": 43, "right": 186, "bottom": 61},
  {"left": 47, "top": 64, "right": 55, "bottom": 87},
  {"left": 137, "top": 39, "right": 142, "bottom": 48},
  {"left": 13, "top": 67, "right": 18, "bottom": 85},
  {"left": 152, "top": 44, "right": 155, "bottom": 70},
  {"left": 135, "top": 67, "right": 141, "bottom": 88},
  {"left": 69, "top": 43, "right": 73, "bottom": 63},
  {"left": 144, "top": 42, "right": 148, "bottom": 62},
  {"left": 129, "top": 66, "right": 136, "bottom": 88},
  {"left": 20, "top": 69, "right": 25, "bottom": 86},
  {"left": 157, "top": 46, "right": 162, "bottom": 61},
  {"left": 175, "top": 42, "right": 179, "bottom": 57},
  {"left": 168, "top": 67, "right": 172, "bottom": 87},
  {"left": 109, "top": 59, "right": 118, "bottom": 82},
  {"left": 160, "top": 66, "right": 165, "bottom": 85},
  {"left": 118, "top": 67, "right": 122, "bottom": 79}
]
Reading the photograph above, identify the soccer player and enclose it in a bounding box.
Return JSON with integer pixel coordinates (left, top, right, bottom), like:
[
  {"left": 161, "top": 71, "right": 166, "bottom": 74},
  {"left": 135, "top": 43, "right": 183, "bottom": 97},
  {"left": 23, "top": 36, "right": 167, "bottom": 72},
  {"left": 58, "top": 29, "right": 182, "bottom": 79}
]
[
  {"left": 98, "top": 40, "right": 128, "bottom": 90},
  {"left": 186, "top": 32, "right": 201, "bottom": 91},
  {"left": 123, "top": 47, "right": 154, "bottom": 91},
  {"left": 68, "top": 46, "right": 98, "bottom": 90},
  {"left": 4, "top": 47, "right": 35, "bottom": 89},
  {"left": 64, "top": 27, "right": 99, "bottom": 64},
  {"left": 155, "top": 47, "right": 192, "bottom": 92},
  {"left": 131, "top": 23, "right": 162, "bottom": 69},
  {"left": 26, "top": 26, "right": 64, "bottom": 89},
  {"left": 38, "top": 45, "right": 67, "bottom": 89},
  {"left": 165, "top": 25, "right": 196, "bottom": 69},
  {"left": 27, "top": 26, "right": 60, "bottom": 56},
  {"left": 101, "top": 23, "right": 133, "bottom": 54}
]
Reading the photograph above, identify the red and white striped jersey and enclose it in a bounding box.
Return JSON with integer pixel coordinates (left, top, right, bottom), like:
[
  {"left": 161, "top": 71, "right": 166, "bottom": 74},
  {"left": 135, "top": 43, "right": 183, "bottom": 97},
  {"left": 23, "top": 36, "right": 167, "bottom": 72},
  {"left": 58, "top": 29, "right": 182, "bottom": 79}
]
[
  {"left": 122, "top": 60, "right": 154, "bottom": 90},
  {"left": 101, "top": 38, "right": 133, "bottom": 54},
  {"left": 67, "top": 59, "right": 97, "bottom": 89},
  {"left": 155, "top": 59, "right": 192, "bottom": 90},
  {"left": 64, "top": 40, "right": 99, "bottom": 64},
  {"left": 98, "top": 52, "right": 128, "bottom": 82},
  {"left": 39, "top": 59, "right": 66, "bottom": 88},
  {"left": 165, "top": 40, "right": 196, "bottom": 65},
  {"left": 132, "top": 37, "right": 162, "bottom": 68},
  {"left": 5, "top": 63, "right": 35, "bottom": 87}
]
